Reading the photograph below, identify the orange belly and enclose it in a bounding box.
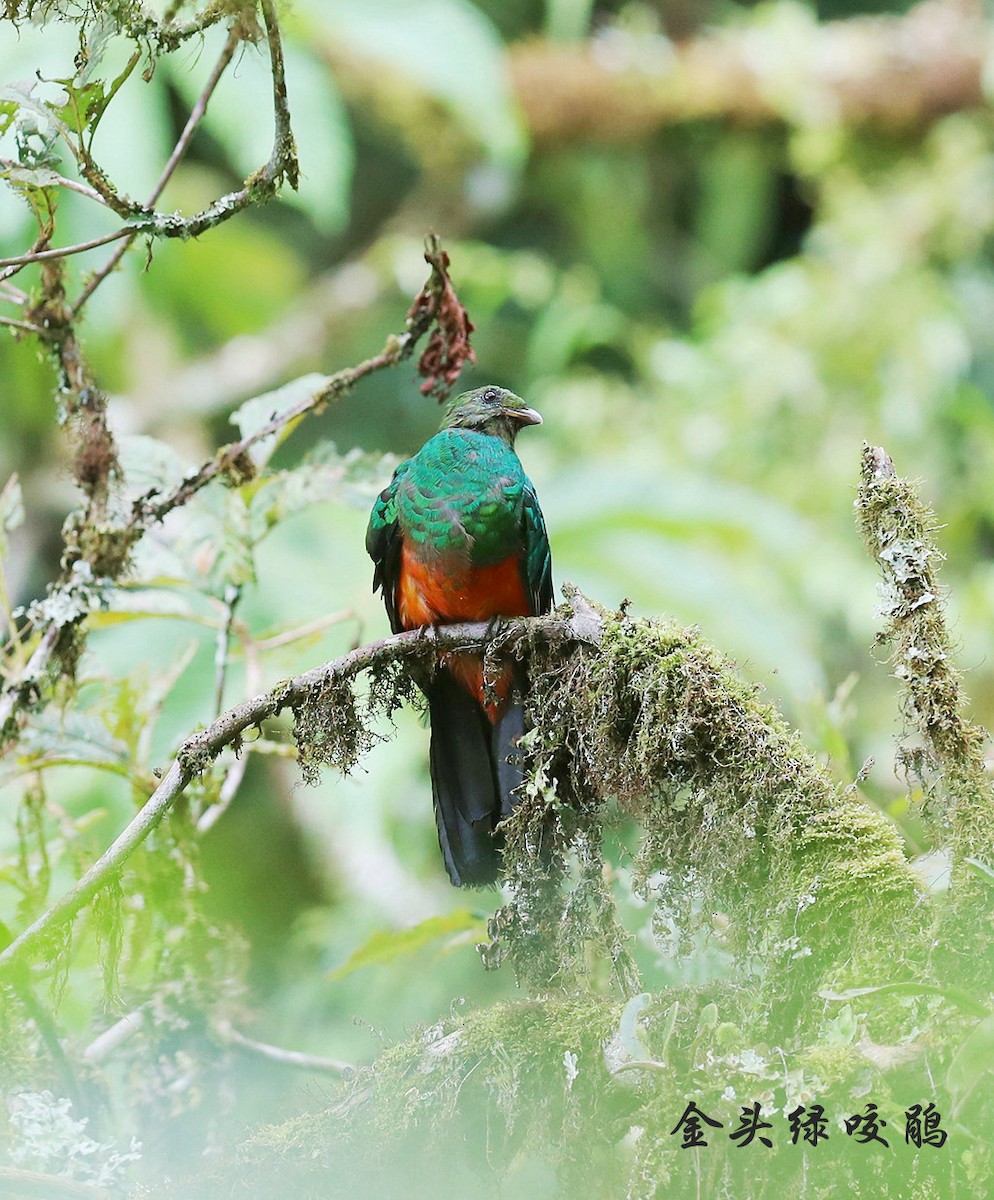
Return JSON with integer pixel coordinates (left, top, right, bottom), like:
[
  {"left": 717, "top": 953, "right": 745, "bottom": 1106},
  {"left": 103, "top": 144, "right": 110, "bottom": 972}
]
[{"left": 397, "top": 542, "right": 530, "bottom": 720}]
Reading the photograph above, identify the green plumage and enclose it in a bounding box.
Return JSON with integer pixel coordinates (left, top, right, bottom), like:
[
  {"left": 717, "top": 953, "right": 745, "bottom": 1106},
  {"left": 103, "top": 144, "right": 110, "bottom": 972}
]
[
  {"left": 365, "top": 385, "right": 553, "bottom": 886},
  {"left": 366, "top": 388, "right": 553, "bottom": 631},
  {"left": 386, "top": 430, "right": 530, "bottom": 560}
]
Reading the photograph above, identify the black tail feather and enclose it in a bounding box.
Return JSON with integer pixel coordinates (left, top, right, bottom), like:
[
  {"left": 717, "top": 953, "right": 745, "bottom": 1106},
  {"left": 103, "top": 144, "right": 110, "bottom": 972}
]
[{"left": 427, "top": 670, "right": 526, "bottom": 887}]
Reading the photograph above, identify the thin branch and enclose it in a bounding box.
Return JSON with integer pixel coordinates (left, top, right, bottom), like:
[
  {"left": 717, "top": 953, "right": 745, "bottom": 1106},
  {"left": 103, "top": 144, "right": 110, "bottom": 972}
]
[
  {"left": 196, "top": 751, "right": 248, "bottom": 833},
  {"left": 83, "top": 1007, "right": 146, "bottom": 1062},
  {"left": 212, "top": 584, "right": 241, "bottom": 719},
  {"left": 0, "top": 315, "right": 42, "bottom": 334},
  {"left": 0, "top": 239, "right": 463, "bottom": 746},
  {"left": 215, "top": 1020, "right": 354, "bottom": 1076},
  {"left": 0, "top": 603, "right": 602, "bottom": 977},
  {"left": 152, "top": 31, "right": 241, "bottom": 205},
  {"left": 0, "top": 227, "right": 132, "bottom": 272},
  {"left": 0, "top": 225, "right": 53, "bottom": 284},
  {"left": 253, "top": 610, "right": 357, "bottom": 653},
  {"left": 0, "top": 280, "right": 28, "bottom": 303}
]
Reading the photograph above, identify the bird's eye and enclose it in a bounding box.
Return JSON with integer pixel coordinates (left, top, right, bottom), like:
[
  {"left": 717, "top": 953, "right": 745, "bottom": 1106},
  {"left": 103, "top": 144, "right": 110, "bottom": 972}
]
[{"left": 483, "top": 388, "right": 499, "bottom": 403}]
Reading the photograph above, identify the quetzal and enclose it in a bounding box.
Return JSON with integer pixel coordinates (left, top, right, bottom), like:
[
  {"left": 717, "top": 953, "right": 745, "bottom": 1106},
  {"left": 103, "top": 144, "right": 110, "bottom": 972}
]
[{"left": 366, "top": 386, "right": 553, "bottom": 886}]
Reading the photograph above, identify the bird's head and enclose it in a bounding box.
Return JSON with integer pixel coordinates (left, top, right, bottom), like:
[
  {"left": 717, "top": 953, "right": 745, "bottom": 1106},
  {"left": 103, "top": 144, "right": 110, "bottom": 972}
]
[{"left": 440, "top": 386, "right": 542, "bottom": 445}]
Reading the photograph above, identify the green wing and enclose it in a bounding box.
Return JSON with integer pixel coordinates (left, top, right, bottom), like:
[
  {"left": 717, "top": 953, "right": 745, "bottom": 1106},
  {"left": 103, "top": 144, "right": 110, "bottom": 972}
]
[{"left": 521, "top": 478, "right": 553, "bottom": 616}]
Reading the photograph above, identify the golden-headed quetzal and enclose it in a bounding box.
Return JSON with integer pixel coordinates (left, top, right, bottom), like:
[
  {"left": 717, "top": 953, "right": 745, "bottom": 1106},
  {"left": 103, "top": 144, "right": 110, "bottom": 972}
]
[{"left": 365, "top": 386, "right": 553, "bottom": 886}]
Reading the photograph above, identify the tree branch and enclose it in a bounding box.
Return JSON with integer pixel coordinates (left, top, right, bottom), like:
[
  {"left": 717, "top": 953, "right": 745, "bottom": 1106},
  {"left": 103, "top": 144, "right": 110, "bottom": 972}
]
[
  {"left": 509, "top": 0, "right": 987, "bottom": 146},
  {"left": 0, "top": 609, "right": 597, "bottom": 978},
  {"left": 855, "top": 442, "right": 994, "bottom": 981},
  {"left": 0, "top": 237, "right": 467, "bottom": 746},
  {"left": 0, "top": 2, "right": 297, "bottom": 280},
  {"left": 215, "top": 1020, "right": 354, "bottom": 1076},
  {"left": 0, "top": 228, "right": 131, "bottom": 272}
]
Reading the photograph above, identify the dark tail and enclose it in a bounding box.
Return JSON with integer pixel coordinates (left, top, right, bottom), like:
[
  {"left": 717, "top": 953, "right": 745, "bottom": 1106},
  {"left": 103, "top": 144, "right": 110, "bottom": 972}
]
[{"left": 427, "top": 670, "right": 526, "bottom": 886}]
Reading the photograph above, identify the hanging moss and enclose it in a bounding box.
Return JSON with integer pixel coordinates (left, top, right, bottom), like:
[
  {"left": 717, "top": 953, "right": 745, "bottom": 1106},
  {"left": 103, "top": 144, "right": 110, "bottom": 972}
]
[
  {"left": 292, "top": 658, "right": 422, "bottom": 785},
  {"left": 483, "top": 594, "right": 929, "bottom": 1033}
]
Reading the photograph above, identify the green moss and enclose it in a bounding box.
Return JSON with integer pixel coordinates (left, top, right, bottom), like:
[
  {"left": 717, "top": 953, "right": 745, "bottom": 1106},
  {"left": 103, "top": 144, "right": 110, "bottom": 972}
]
[{"left": 490, "top": 600, "right": 928, "bottom": 1028}]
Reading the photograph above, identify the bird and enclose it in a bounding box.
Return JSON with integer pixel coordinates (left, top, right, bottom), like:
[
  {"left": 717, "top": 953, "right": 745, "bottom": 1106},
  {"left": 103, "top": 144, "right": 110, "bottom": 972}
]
[{"left": 366, "top": 385, "right": 553, "bottom": 886}]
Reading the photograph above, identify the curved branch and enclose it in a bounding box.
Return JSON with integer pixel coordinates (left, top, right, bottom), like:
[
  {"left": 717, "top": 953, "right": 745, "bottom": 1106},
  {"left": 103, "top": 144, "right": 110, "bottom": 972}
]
[
  {"left": 71, "top": 26, "right": 243, "bottom": 317},
  {"left": 0, "top": 1, "right": 297, "bottom": 280}
]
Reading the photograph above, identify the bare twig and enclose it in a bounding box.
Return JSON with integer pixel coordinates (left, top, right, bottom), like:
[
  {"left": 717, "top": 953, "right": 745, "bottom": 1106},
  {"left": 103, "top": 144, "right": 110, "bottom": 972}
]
[
  {"left": 0, "top": 227, "right": 132, "bottom": 272},
  {"left": 0, "top": 280, "right": 28, "bottom": 303},
  {"left": 196, "top": 751, "right": 249, "bottom": 833},
  {"left": 83, "top": 1007, "right": 146, "bottom": 1062},
  {"left": 215, "top": 1020, "right": 354, "bottom": 1076},
  {"left": 254, "top": 610, "right": 357, "bottom": 653},
  {"left": 0, "top": 604, "right": 602, "bottom": 977},
  {"left": 153, "top": 33, "right": 242, "bottom": 205},
  {"left": 0, "top": 315, "right": 42, "bottom": 334},
  {"left": 213, "top": 584, "right": 242, "bottom": 719}
]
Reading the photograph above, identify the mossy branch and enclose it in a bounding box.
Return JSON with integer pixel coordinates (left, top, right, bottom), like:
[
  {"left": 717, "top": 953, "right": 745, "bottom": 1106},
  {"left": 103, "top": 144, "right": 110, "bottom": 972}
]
[
  {"left": 0, "top": 601, "right": 601, "bottom": 979},
  {"left": 0, "top": 586, "right": 927, "bottom": 1014},
  {"left": 510, "top": 0, "right": 986, "bottom": 148},
  {"left": 496, "top": 596, "right": 927, "bottom": 1007},
  {"left": 855, "top": 444, "right": 994, "bottom": 849},
  {"left": 856, "top": 442, "right": 994, "bottom": 970},
  {"left": 0, "top": 1, "right": 297, "bottom": 282}
]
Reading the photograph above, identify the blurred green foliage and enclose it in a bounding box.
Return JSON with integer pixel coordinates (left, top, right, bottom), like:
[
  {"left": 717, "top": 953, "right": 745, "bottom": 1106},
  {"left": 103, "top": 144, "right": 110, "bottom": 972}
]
[{"left": 2, "top": 0, "right": 994, "bottom": 1195}]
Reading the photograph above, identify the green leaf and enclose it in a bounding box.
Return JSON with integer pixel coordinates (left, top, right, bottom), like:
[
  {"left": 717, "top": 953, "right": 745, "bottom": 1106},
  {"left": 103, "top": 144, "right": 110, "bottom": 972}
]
[
  {"left": 328, "top": 909, "right": 487, "bottom": 980},
  {"left": 0, "top": 100, "right": 19, "bottom": 136},
  {"left": 231, "top": 373, "right": 328, "bottom": 470},
  {"left": 947, "top": 1014, "right": 994, "bottom": 1115},
  {"left": 53, "top": 78, "right": 108, "bottom": 137},
  {"left": 248, "top": 444, "right": 398, "bottom": 539},
  {"left": 820, "top": 982, "right": 991, "bottom": 1019}
]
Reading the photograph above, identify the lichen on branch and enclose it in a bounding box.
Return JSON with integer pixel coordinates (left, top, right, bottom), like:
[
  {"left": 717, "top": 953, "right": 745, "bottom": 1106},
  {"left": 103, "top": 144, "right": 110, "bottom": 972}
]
[{"left": 856, "top": 442, "right": 994, "bottom": 969}]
